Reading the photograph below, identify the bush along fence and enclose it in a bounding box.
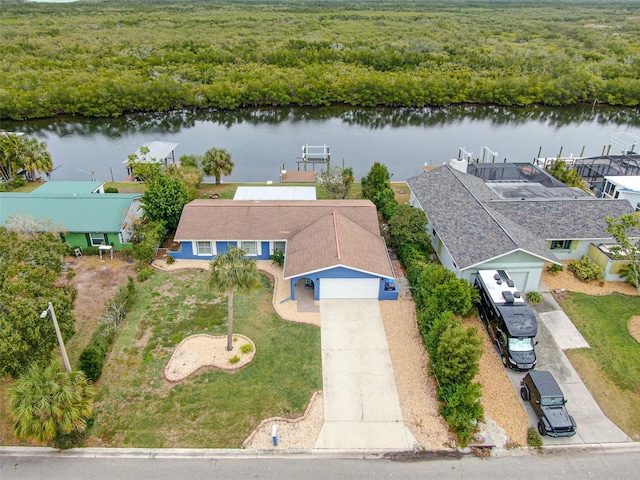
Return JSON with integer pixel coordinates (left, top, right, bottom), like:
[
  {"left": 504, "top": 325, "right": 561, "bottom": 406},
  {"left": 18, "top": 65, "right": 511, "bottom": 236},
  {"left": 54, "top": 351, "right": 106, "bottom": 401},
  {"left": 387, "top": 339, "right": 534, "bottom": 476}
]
[
  {"left": 364, "top": 162, "right": 484, "bottom": 446},
  {"left": 78, "top": 277, "right": 137, "bottom": 382},
  {"left": 398, "top": 243, "right": 484, "bottom": 446}
]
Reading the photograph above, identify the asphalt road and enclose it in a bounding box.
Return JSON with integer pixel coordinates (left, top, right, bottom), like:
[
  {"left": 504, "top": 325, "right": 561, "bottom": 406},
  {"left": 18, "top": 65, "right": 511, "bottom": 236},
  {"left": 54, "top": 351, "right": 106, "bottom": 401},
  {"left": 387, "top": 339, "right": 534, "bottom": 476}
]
[{"left": 1, "top": 448, "right": 639, "bottom": 480}]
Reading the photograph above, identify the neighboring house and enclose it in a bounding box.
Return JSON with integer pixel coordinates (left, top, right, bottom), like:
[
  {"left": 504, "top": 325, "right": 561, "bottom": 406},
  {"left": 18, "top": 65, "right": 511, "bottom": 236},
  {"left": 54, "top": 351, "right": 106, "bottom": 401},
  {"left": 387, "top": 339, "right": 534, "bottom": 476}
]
[
  {"left": 600, "top": 176, "right": 640, "bottom": 211},
  {"left": 172, "top": 199, "right": 398, "bottom": 300},
  {"left": 407, "top": 164, "right": 637, "bottom": 291},
  {"left": 124, "top": 141, "right": 179, "bottom": 177},
  {"left": 0, "top": 181, "right": 142, "bottom": 251}
]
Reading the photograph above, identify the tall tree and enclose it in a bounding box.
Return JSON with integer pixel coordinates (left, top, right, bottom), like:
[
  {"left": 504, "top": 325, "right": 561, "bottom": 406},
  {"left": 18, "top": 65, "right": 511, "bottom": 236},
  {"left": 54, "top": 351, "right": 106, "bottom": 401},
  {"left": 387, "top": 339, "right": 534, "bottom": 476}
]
[
  {"left": 0, "top": 227, "right": 76, "bottom": 378},
  {"left": 0, "top": 134, "right": 53, "bottom": 182},
  {"left": 361, "top": 162, "right": 392, "bottom": 202},
  {"left": 208, "top": 247, "right": 261, "bottom": 351},
  {"left": 606, "top": 212, "right": 640, "bottom": 293},
  {"left": 202, "top": 148, "right": 234, "bottom": 185},
  {"left": 141, "top": 174, "right": 189, "bottom": 230},
  {"left": 19, "top": 137, "right": 53, "bottom": 182},
  {"left": 9, "top": 360, "right": 95, "bottom": 443}
]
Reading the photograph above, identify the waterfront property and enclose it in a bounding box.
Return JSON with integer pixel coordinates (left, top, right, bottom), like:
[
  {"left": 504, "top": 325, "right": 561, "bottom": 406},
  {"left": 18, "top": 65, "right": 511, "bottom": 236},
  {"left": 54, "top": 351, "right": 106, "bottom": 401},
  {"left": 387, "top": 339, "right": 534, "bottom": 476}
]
[
  {"left": 171, "top": 199, "right": 398, "bottom": 300},
  {"left": 407, "top": 163, "right": 637, "bottom": 290},
  {"left": 0, "top": 181, "right": 142, "bottom": 251}
]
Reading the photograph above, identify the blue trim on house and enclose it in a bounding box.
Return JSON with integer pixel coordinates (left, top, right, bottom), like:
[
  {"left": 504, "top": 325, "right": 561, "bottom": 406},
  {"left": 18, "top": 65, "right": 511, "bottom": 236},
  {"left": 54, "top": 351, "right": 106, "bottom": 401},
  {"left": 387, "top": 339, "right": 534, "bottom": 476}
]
[
  {"left": 290, "top": 266, "right": 398, "bottom": 301},
  {"left": 169, "top": 241, "right": 195, "bottom": 259}
]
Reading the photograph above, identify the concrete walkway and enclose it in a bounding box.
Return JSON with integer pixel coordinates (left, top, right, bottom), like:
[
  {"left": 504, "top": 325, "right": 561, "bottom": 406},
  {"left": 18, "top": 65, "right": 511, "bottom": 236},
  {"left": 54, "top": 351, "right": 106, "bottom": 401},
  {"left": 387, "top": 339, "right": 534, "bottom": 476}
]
[
  {"left": 315, "top": 299, "right": 416, "bottom": 450},
  {"left": 505, "top": 289, "right": 631, "bottom": 445}
]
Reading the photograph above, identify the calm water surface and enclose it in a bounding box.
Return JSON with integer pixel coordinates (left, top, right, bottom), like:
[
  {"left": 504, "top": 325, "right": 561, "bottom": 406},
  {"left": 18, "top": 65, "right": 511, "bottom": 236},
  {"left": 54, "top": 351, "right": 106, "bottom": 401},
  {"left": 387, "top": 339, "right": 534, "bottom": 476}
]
[{"left": 2, "top": 106, "right": 639, "bottom": 183}]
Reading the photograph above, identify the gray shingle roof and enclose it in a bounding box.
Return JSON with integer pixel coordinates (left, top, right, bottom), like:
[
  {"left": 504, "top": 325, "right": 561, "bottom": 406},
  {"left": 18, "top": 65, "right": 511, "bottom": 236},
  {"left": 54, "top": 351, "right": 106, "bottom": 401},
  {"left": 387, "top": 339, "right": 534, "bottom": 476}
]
[
  {"left": 488, "top": 198, "right": 636, "bottom": 239},
  {"left": 407, "top": 166, "right": 559, "bottom": 270}
]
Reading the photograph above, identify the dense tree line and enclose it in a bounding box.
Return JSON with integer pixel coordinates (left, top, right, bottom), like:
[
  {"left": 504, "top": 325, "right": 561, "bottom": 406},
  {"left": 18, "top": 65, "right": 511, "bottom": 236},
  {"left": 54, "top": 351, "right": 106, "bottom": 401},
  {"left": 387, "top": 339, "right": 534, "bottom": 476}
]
[{"left": 1, "top": 0, "right": 639, "bottom": 119}]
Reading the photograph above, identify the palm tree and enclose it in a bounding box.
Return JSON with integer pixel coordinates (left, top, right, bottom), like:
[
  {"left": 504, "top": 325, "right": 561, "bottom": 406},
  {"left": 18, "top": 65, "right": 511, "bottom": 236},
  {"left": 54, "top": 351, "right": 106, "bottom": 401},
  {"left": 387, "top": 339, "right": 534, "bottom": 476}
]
[
  {"left": 9, "top": 360, "right": 95, "bottom": 443},
  {"left": 20, "top": 137, "right": 53, "bottom": 181},
  {"left": 202, "top": 147, "right": 234, "bottom": 185},
  {"left": 208, "top": 247, "right": 261, "bottom": 351}
]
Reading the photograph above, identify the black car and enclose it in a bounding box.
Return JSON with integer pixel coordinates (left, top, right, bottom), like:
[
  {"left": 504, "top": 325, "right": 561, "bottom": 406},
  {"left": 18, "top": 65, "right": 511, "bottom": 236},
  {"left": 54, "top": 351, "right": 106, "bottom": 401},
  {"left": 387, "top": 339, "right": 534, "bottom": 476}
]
[{"left": 520, "top": 370, "right": 577, "bottom": 437}]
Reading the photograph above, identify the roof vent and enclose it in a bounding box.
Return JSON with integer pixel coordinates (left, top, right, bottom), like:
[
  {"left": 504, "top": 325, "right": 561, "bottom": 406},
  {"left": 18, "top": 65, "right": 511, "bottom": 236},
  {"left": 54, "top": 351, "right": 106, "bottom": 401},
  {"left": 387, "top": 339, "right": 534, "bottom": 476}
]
[
  {"left": 507, "top": 279, "right": 515, "bottom": 288},
  {"left": 513, "top": 291, "right": 521, "bottom": 298},
  {"left": 502, "top": 291, "right": 515, "bottom": 303},
  {"left": 493, "top": 273, "right": 500, "bottom": 281}
]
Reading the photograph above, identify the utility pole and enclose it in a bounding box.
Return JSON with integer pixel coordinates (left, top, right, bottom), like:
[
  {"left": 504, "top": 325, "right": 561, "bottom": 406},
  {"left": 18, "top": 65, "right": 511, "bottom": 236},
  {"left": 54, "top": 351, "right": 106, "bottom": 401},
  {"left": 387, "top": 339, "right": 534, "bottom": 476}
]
[{"left": 41, "top": 302, "right": 72, "bottom": 373}]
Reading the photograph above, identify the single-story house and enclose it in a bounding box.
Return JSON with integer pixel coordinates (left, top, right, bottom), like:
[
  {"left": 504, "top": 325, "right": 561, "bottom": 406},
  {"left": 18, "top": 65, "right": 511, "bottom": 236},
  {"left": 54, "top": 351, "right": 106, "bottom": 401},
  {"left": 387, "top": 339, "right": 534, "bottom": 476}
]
[
  {"left": 172, "top": 199, "right": 398, "bottom": 300},
  {"left": 407, "top": 164, "right": 637, "bottom": 291},
  {"left": 0, "top": 181, "right": 142, "bottom": 251}
]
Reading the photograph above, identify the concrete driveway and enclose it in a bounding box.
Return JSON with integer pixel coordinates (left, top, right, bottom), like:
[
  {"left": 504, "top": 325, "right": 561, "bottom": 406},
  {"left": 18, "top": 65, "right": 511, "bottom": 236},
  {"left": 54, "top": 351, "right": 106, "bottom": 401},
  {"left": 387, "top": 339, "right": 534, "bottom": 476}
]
[
  {"left": 505, "top": 291, "right": 631, "bottom": 445},
  {"left": 315, "top": 299, "right": 416, "bottom": 450}
]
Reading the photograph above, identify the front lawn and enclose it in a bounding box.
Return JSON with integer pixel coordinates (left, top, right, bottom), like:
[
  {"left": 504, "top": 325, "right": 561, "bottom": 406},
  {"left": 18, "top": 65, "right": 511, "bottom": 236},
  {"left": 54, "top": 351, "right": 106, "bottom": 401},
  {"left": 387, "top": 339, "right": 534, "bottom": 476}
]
[
  {"left": 91, "top": 269, "right": 322, "bottom": 447},
  {"left": 558, "top": 292, "right": 640, "bottom": 440}
]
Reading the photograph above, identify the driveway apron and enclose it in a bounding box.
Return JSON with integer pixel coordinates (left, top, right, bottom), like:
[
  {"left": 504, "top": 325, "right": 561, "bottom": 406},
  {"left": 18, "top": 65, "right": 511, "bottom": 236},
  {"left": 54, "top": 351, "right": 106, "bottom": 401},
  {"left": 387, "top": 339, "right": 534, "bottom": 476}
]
[
  {"left": 505, "top": 290, "right": 631, "bottom": 445},
  {"left": 315, "top": 299, "right": 416, "bottom": 449}
]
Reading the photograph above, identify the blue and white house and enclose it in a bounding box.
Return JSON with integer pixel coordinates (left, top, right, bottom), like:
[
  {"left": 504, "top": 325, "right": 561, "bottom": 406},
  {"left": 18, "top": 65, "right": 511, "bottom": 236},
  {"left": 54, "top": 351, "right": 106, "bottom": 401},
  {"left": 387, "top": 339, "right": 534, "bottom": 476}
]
[{"left": 171, "top": 198, "right": 399, "bottom": 300}]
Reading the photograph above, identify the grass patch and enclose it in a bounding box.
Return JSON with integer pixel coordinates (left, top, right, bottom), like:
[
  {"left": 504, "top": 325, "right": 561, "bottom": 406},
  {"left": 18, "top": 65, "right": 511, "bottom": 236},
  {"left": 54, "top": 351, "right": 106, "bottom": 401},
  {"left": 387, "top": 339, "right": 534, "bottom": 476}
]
[
  {"left": 557, "top": 292, "right": 640, "bottom": 439},
  {"left": 91, "top": 270, "right": 322, "bottom": 448}
]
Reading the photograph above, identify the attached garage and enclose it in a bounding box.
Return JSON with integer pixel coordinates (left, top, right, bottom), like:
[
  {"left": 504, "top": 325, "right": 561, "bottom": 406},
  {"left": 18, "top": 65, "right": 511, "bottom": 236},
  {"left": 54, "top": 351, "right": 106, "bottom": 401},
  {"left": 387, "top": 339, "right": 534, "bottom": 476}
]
[{"left": 319, "top": 278, "right": 380, "bottom": 299}]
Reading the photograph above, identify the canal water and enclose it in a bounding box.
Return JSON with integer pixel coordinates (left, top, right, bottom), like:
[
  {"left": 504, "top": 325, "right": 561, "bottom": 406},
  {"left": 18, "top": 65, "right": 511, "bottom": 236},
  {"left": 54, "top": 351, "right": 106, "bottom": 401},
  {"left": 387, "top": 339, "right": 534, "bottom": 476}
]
[{"left": 2, "top": 105, "right": 639, "bottom": 183}]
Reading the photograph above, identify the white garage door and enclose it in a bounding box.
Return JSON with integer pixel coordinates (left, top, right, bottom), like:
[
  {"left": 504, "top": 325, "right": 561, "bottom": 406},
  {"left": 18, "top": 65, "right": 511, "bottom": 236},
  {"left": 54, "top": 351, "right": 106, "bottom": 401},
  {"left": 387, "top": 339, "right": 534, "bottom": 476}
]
[{"left": 319, "top": 278, "right": 380, "bottom": 299}]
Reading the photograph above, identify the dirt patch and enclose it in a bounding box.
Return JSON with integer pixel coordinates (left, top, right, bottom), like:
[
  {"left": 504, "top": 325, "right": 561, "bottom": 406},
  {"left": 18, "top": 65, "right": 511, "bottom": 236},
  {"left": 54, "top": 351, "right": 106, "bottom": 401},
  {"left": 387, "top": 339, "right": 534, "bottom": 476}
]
[
  {"left": 628, "top": 316, "right": 640, "bottom": 343},
  {"left": 541, "top": 262, "right": 638, "bottom": 296},
  {"left": 66, "top": 256, "right": 136, "bottom": 355}
]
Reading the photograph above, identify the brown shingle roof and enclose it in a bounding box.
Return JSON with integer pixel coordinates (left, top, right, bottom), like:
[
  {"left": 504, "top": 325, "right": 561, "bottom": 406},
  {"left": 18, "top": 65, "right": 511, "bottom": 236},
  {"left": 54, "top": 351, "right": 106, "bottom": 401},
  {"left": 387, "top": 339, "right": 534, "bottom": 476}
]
[
  {"left": 174, "top": 199, "right": 393, "bottom": 278},
  {"left": 284, "top": 210, "right": 393, "bottom": 278},
  {"left": 174, "top": 200, "right": 381, "bottom": 241}
]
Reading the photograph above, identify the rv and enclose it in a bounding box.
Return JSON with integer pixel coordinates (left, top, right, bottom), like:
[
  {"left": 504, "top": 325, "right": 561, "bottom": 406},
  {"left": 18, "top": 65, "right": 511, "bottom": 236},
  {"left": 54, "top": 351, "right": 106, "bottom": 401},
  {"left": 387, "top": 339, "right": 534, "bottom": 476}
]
[{"left": 475, "top": 269, "right": 538, "bottom": 371}]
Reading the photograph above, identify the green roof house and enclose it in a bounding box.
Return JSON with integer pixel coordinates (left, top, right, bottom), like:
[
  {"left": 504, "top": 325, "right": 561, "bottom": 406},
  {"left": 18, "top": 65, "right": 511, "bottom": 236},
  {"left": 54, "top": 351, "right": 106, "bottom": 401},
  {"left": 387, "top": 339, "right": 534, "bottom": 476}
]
[{"left": 0, "top": 182, "right": 142, "bottom": 251}]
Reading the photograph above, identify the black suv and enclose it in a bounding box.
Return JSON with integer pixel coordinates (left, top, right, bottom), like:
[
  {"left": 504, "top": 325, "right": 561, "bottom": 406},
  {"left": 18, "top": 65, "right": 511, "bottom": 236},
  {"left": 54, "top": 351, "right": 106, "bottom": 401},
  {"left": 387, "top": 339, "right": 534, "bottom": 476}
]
[{"left": 520, "top": 370, "right": 577, "bottom": 437}]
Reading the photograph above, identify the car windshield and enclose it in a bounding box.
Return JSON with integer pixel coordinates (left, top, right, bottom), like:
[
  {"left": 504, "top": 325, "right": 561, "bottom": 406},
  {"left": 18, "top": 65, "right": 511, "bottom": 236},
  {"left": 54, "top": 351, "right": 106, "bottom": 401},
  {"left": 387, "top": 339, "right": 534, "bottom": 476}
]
[
  {"left": 508, "top": 337, "right": 534, "bottom": 352},
  {"left": 541, "top": 396, "right": 565, "bottom": 407}
]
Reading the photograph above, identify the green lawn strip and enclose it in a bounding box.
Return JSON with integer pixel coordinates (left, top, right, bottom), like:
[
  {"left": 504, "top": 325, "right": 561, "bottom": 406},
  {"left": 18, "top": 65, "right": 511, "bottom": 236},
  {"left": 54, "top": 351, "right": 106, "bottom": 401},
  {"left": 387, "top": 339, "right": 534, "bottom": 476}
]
[
  {"left": 91, "top": 270, "right": 321, "bottom": 448},
  {"left": 557, "top": 292, "right": 640, "bottom": 438}
]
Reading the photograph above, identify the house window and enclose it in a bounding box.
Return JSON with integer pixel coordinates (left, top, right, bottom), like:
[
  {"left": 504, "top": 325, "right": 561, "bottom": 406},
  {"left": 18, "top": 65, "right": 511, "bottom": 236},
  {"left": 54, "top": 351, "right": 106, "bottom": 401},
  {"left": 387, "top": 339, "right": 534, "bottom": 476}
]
[
  {"left": 89, "top": 233, "right": 106, "bottom": 246},
  {"left": 550, "top": 240, "right": 572, "bottom": 250},
  {"left": 273, "top": 241, "right": 286, "bottom": 254},
  {"left": 241, "top": 241, "right": 258, "bottom": 255},
  {"left": 196, "top": 241, "right": 212, "bottom": 256}
]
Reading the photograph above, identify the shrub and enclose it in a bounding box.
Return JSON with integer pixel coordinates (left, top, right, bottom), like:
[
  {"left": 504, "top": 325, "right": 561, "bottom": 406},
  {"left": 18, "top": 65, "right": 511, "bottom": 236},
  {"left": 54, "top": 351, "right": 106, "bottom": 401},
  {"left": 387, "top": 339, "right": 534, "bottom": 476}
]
[
  {"left": 270, "top": 250, "right": 284, "bottom": 267},
  {"left": 229, "top": 355, "right": 240, "bottom": 364},
  {"left": 240, "top": 344, "right": 253, "bottom": 354},
  {"left": 438, "top": 382, "right": 483, "bottom": 447},
  {"left": 104, "top": 187, "right": 119, "bottom": 193},
  {"left": 83, "top": 246, "right": 99, "bottom": 256},
  {"left": 546, "top": 263, "right": 564, "bottom": 275},
  {"left": 78, "top": 346, "right": 105, "bottom": 382},
  {"left": 526, "top": 291, "right": 543, "bottom": 303},
  {"left": 568, "top": 256, "right": 603, "bottom": 282},
  {"left": 619, "top": 262, "right": 639, "bottom": 287},
  {"left": 527, "top": 427, "right": 543, "bottom": 448},
  {"left": 133, "top": 243, "right": 156, "bottom": 263},
  {"left": 433, "top": 322, "right": 483, "bottom": 386},
  {"left": 119, "top": 245, "right": 134, "bottom": 260},
  {"left": 136, "top": 264, "right": 154, "bottom": 282},
  {"left": 165, "top": 255, "right": 175, "bottom": 265}
]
